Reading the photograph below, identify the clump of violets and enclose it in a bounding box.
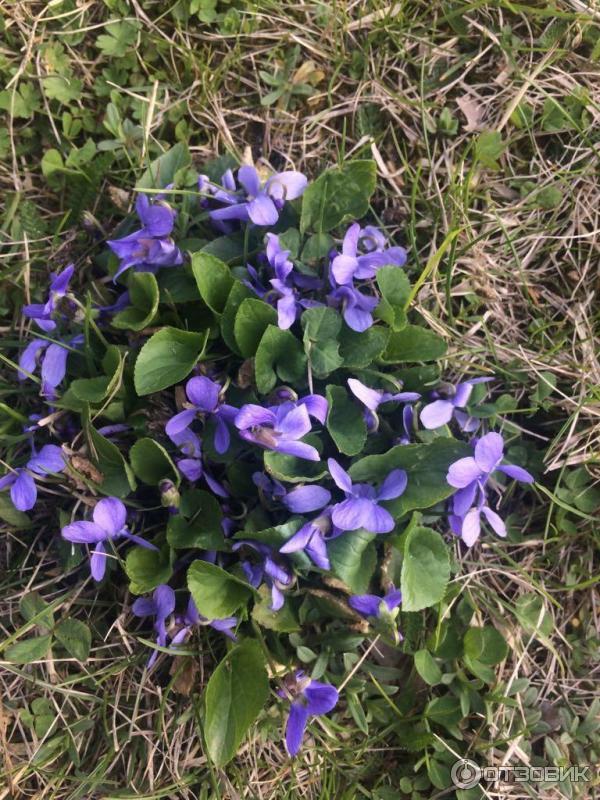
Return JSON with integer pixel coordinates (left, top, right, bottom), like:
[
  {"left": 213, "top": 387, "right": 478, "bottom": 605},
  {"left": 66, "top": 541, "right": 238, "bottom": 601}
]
[
  {"left": 447, "top": 432, "right": 534, "bottom": 546},
  {"left": 108, "top": 194, "right": 183, "bottom": 280},
  {"left": 7, "top": 153, "right": 543, "bottom": 764}
]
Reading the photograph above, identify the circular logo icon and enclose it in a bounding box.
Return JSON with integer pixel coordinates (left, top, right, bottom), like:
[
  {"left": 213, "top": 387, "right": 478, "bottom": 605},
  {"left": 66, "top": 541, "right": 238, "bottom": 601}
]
[{"left": 451, "top": 759, "right": 481, "bottom": 789}]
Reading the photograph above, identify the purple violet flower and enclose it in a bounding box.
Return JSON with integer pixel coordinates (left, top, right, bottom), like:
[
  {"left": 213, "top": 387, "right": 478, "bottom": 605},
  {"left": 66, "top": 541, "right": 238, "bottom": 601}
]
[
  {"left": 279, "top": 508, "right": 336, "bottom": 570},
  {"left": 347, "top": 378, "right": 420, "bottom": 432},
  {"left": 165, "top": 376, "right": 237, "bottom": 454},
  {"left": 253, "top": 472, "right": 331, "bottom": 514},
  {"left": 235, "top": 403, "right": 320, "bottom": 461},
  {"left": 331, "top": 223, "right": 406, "bottom": 286},
  {"left": 18, "top": 334, "right": 84, "bottom": 399},
  {"left": 327, "top": 285, "right": 379, "bottom": 333},
  {"left": 0, "top": 444, "right": 65, "bottom": 512},
  {"left": 349, "top": 587, "right": 402, "bottom": 618},
  {"left": 132, "top": 584, "right": 175, "bottom": 668},
  {"left": 232, "top": 540, "right": 293, "bottom": 610},
  {"left": 61, "top": 497, "right": 158, "bottom": 581},
  {"left": 209, "top": 165, "right": 307, "bottom": 227},
  {"left": 420, "top": 377, "right": 493, "bottom": 431},
  {"left": 107, "top": 194, "right": 183, "bottom": 281},
  {"left": 446, "top": 432, "right": 534, "bottom": 546},
  {"left": 280, "top": 671, "right": 339, "bottom": 756},
  {"left": 328, "top": 458, "right": 407, "bottom": 534},
  {"left": 169, "top": 428, "right": 228, "bottom": 497},
  {"left": 22, "top": 265, "right": 74, "bottom": 332}
]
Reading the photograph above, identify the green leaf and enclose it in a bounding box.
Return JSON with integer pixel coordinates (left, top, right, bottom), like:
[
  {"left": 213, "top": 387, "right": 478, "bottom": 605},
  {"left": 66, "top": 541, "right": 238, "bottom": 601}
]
[
  {"left": 70, "top": 376, "right": 113, "bottom": 405},
  {"left": 137, "top": 142, "right": 191, "bottom": 189},
  {"left": 414, "top": 649, "right": 443, "bottom": 685},
  {"left": 424, "top": 695, "right": 462, "bottom": 730},
  {"left": 514, "top": 594, "right": 554, "bottom": 640},
  {"left": 191, "top": 252, "right": 234, "bottom": 314},
  {"left": 134, "top": 327, "right": 209, "bottom": 396},
  {"left": 188, "top": 560, "right": 253, "bottom": 619},
  {"left": 41, "top": 149, "right": 65, "bottom": 178},
  {"left": 0, "top": 494, "right": 31, "bottom": 528},
  {"left": 302, "top": 307, "right": 343, "bottom": 378},
  {"left": 220, "top": 281, "right": 254, "bottom": 355},
  {"left": 339, "top": 326, "right": 389, "bottom": 369},
  {"left": 264, "top": 450, "right": 328, "bottom": 483},
  {"left": 112, "top": 272, "right": 160, "bottom": 331},
  {"left": 125, "top": 546, "right": 172, "bottom": 595},
  {"left": 204, "top": 639, "right": 269, "bottom": 766},
  {"left": 475, "top": 130, "right": 506, "bottom": 169},
  {"left": 463, "top": 626, "right": 507, "bottom": 666},
  {"left": 349, "top": 439, "right": 469, "bottom": 516},
  {"left": 42, "top": 75, "right": 83, "bottom": 104},
  {"left": 252, "top": 586, "right": 300, "bottom": 632},
  {"left": 234, "top": 298, "right": 278, "bottom": 357},
  {"left": 86, "top": 419, "right": 136, "bottom": 498},
  {"left": 301, "top": 306, "right": 342, "bottom": 342},
  {"left": 96, "top": 20, "right": 140, "bottom": 57},
  {"left": 326, "top": 385, "right": 366, "bottom": 456},
  {"left": 375, "top": 266, "right": 410, "bottom": 331},
  {"left": 5, "top": 635, "right": 53, "bottom": 664},
  {"left": 54, "top": 618, "right": 91, "bottom": 662},
  {"left": 301, "top": 233, "right": 335, "bottom": 263},
  {"left": 130, "top": 438, "right": 179, "bottom": 485},
  {"left": 167, "top": 490, "right": 224, "bottom": 549},
  {"left": 254, "top": 325, "right": 307, "bottom": 394},
  {"left": 19, "top": 592, "right": 54, "bottom": 630},
  {"left": 401, "top": 527, "right": 450, "bottom": 612},
  {"left": 300, "top": 160, "right": 377, "bottom": 233},
  {"left": 328, "top": 530, "right": 377, "bottom": 593},
  {"left": 381, "top": 325, "right": 447, "bottom": 363}
]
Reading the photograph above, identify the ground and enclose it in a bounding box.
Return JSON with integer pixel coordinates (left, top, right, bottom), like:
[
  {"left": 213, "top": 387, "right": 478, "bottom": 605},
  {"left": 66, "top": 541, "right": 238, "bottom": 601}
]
[{"left": 0, "top": 2, "right": 599, "bottom": 799}]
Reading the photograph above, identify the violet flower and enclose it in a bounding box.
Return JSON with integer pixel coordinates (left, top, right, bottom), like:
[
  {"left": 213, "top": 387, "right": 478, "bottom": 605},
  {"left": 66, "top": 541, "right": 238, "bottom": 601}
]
[
  {"left": 235, "top": 403, "right": 320, "bottom": 461},
  {"left": 232, "top": 540, "right": 292, "bottom": 610},
  {"left": 209, "top": 165, "right": 307, "bottom": 227},
  {"left": 165, "top": 376, "right": 237, "bottom": 454},
  {"left": 107, "top": 194, "right": 183, "bottom": 281},
  {"left": 327, "top": 285, "right": 379, "bottom": 333},
  {"left": 446, "top": 432, "right": 534, "bottom": 546},
  {"left": 347, "top": 378, "right": 420, "bottom": 432},
  {"left": 18, "top": 334, "right": 84, "bottom": 399},
  {"left": 0, "top": 445, "right": 65, "bottom": 512},
  {"left": 328, "top": 458, "right": 407, "bottom": 534},
  {"left": 170, "top": 595, "right": 237, "bottom": 645},
  {"left": 132, "top": 584, "right": 175, "bottom": 668},
  {"left": 279, "top": 508, "right": 336, "bottom": 570},
  {"left": 349, "top": 587, "right": 402, "bottom": 618},
  {"left": 420, "top": 377, "right": 492, "bottom": 431},
  {"left": 22, "top": 265, "right": 74, "bottom": 332},
  {"left": 331, "top": 223, "right": 406, "bottom": 286},
  {"left": 253, "top": 472, "right": 330, "bottom": 514},
  {"left": 61, "top": 497, "right": 157, "bottom": 581},
  {"left": 169, "top": 428, "right": 228, "bottom": 497},
  {"left": 280, "top": 671, "right": 339, "bottom": 756}
]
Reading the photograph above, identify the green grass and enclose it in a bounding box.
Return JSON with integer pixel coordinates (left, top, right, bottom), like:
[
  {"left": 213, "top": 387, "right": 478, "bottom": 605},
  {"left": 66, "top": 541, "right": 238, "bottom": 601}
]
[{"left": 1, "top": 2, "right": 599, "bottom": 798}]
